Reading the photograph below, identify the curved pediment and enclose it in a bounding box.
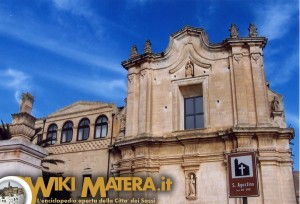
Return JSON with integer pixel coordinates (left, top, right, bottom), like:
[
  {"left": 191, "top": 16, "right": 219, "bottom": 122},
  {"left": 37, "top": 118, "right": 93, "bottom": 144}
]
[
  {"left": 122, "top": 26, "right": 227, "bottom": 70},
  {"left": 168, "top": 45, "right": 212, "bottom": 74},
  {"left": 164, "top": 26, "right": 224, "bottom": 56},
  {"left": 155, "top": 26, "right": 227, "bottom": 71}
]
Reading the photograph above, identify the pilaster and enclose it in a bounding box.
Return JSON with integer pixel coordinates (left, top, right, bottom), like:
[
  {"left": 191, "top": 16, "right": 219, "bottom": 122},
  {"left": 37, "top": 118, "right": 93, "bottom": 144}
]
[
  {"left": 230, "top": 43, "right": 249, "bottom": 125},
  {"left": 126, "top": 72, "right": 139, "bottom": 137},
  {"left": 138, "top": 66, "right": 152, "bottom": 136},
  {"left": 249, "top": 43, "right": 270, "bottom": 126}
]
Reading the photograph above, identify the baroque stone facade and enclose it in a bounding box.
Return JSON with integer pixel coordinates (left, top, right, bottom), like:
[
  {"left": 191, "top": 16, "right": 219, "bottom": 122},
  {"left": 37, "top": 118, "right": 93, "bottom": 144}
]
[{"left": 28, "top": 25, "right": 296, "bottom": 203}]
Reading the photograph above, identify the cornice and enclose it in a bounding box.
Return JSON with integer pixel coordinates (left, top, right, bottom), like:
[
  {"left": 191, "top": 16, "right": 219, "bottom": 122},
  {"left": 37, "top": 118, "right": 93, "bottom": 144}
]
[
  {"left": 114, "top": 127, "right": 294, "bottom": 149},
  {"left": 223, "top": 37, "right": 268, "bottom": 48},
  {"left": 46, "top": 101, "right": 116, "bottom": 119}
]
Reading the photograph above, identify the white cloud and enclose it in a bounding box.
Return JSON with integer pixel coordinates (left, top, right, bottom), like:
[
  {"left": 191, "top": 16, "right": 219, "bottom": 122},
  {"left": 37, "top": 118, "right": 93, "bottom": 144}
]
[
  {"left": 52, "top": 0, "right": 92, "bottom": 18},
  {"left": 71, "top": 78, "right": 127, "bottom": 100},
  {"left": 3, "top": 69, "right": 29, "bottom": 88},
  {"left": 0, "top": 68, "right": 32, "bottom": 103},
  {"left": 44, "top": 73, "right": 127, "bottom": 100},
  {"left": 0, "top": 2, "right": 135, "bottom": 75},
  {"left": 285, "top": 111, "right": 299, "bottom": 129},
  {"left": 0, "top": 14, "right": 125, "bottom": 75},
  {"left": 255, "top": 1, "right": 298, "bottom": 41},
  {"left": 265, "top": 51, "right": 298, "bottom": 87}
]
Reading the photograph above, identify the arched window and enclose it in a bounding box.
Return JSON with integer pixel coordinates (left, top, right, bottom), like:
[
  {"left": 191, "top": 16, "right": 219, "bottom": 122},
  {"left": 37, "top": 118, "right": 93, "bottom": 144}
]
[
  {"left": 95, "top": 115, "right": 108, "bottom": 138},
  {"left": 77, "top": 118, "right": 90, "bottom": 141},
  {"left": 61, "top": 121, "right": 73, "bottom": 143},
  {"left": 47, "top": 124, "right": 57, "bottom": 145}
]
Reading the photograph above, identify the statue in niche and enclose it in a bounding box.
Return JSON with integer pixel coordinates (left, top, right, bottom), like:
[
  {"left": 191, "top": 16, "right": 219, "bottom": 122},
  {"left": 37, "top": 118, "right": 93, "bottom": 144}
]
[
  {"left": 188, "top": 173, "right": 196, "bottom": 197},
  {"left": 271, "top": 96, "right": 281, "bottom": 111},
  {"left": 119, "top": 108, "right": 126, "bottom": 137},
  {"left": 120, "top": 115, "right": 126, "bottom": 132},
  {"left": 271, "top": 96, "right": 285, "bottom": 127},
  {"left": 248, "top": 23, "right": 258, "bottom": 37},
  {"left": 229, "top": 24, "right": 239, "bottom": 38},
  {"left": 185, "top": 59, "right": 194, "bottom": 77}
]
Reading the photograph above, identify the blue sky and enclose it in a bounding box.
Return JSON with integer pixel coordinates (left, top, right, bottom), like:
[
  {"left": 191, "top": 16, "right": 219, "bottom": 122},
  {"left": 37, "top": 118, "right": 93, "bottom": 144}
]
[{"left": 0, "top": 0, "right": 298, "bottom": 169}]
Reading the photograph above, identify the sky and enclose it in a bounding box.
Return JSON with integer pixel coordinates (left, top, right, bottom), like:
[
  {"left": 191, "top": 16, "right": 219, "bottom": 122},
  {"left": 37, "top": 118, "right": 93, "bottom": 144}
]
[
  {"left": 0, "top": 181, "right": 22, "bottom": 189},
  {"left": 0, "top": 0, "right": 298, "bottom": 169}
]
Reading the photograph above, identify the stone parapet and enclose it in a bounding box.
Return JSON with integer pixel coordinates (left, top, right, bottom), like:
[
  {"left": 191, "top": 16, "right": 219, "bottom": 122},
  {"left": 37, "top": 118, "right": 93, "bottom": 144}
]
[{"left": 0, "top": 138, "right": 48, "bottom": 177}]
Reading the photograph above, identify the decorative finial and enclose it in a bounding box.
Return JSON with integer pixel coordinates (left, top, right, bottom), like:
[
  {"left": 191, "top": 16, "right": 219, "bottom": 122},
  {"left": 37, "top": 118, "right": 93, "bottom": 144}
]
[
  {"left": 229, "top": 24, "right": 239, "bottom": 38},
  {"left": 248, "top": 23, "right": 258, "bottom": 37},
  {"left": 144, "top": 39, "right": 152, "bottom": 54},
  {"left": 130, "top": 45, "right": 138, "bottom": 59},
  {"left": 20, "top": 92, "right": 34, "bottom": 114}
]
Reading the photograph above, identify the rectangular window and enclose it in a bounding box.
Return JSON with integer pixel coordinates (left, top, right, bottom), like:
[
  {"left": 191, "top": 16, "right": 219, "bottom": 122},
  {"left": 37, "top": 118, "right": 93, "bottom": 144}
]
[{"left": 184, "top": 96, "right": 204, "bottom": 129}]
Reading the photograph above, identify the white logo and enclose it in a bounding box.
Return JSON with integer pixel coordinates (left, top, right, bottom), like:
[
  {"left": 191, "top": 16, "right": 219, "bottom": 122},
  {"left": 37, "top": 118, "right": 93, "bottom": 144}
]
[
  {"left": 0, "top": 176, "right": 32, "bottom": 204},
  {"left": 231, "top": 155, "right": 253, "bottom": 178}
]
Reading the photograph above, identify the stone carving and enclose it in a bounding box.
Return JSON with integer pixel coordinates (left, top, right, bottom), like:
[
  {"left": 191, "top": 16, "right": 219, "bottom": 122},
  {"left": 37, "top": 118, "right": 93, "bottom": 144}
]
[
  {"left": 233, "top": 54, "right": 243, "bottom": 63},
  {"left": 248, "top": 23, "right": 258, "bottom": 37},
  {"left": 144, "top": 39, "right": 152, "bottom": 54},
  {"left": 119, "top": 114, "right": 126, "bottom": 137},
  {"left": 135, "top": 146, "right": 147, "bottom": 157},
  {"left": 271, "top": 96, "right": 285, "bottom": 127},
  {"left": 20, "top": 92, "right": 34, "bottom": 114},
  {"left": 229, "top": 24, "right": 239, "bottom": 38},
  {"left": 272, "top": 112, "right": 286, "bottom": 128},
  {"left": 271, "top": 96, "right": 281, "bottom": 111},
  {"left": 251, "top": 53, "right": 260, "bottom": 64},
  {"left": 185, "top": 143, "right": 198, "bottom": 154},
  {"left": 119, "top": 160, "right": 133, "bottom": 171},
  {"left": 121, "top": 148, "right": 134, "bottom": 159},
  {"left": 188, "top": 173, "right": 196, "bottom": 196},
  {"left": 9, "top": 122, "right": 35, "bottom": 140},
  {"left": 185, "top": 59, "right": 194, "bottom": 77},
  {"left": 186, "top": 172, "right": 197, "bottom": 199},
  {"left": 120, "top": 115, "right": 126, "bottom": 131},
  {"left": 258, "top": 137, "right": 274, "bottom": 147},
  {"left": 130, "top": 45, "right": 138, "bottom": 58},
  {"left": 141, "top": 69, "right": 147, "bottom": 78},
  {"left": 128, "top": 74, "right": 134, "bottom": 83},
  {"left": 110, "top": 162, "right": 120, "bottom": 176},
  {"left": 237, "top": 136, "right": 253, "bottom": 148}
]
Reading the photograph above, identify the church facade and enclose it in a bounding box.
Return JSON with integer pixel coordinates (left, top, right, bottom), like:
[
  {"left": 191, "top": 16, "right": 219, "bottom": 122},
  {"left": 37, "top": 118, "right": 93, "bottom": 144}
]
[{"left": 30, "top": 25, "right": 296, "bottom": 204}]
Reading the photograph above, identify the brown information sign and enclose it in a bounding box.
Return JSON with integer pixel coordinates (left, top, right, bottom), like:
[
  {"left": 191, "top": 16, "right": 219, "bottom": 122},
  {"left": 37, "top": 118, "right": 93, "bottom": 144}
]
[{"left": 228, "top": 152, "right": 259, "bottom": 197}]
